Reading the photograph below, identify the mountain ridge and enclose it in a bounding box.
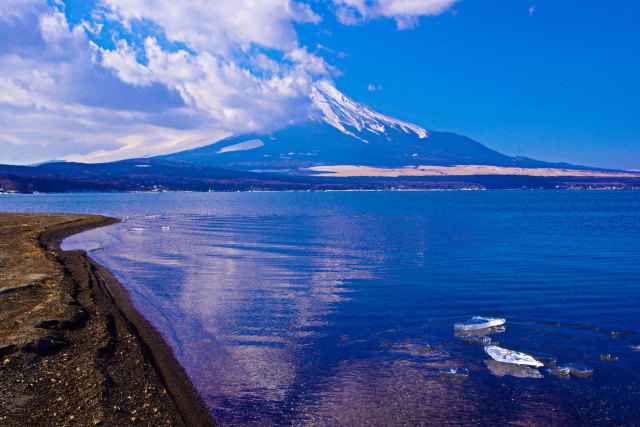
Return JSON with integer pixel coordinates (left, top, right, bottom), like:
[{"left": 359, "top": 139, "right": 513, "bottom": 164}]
[
  {"left": 159, "top": 83, "right": 618, "bottom": 175},
  {"left": 2, "top": 158, "right": 638, "bottom": 194}
]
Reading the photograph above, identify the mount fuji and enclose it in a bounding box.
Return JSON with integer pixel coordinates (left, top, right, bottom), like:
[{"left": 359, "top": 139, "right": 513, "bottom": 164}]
[
  {"left": 3, "top": 83, "right": 637, "bottom": 193},
  {"left": 159, "top": 81, "right": 585, "bottom": 175}
]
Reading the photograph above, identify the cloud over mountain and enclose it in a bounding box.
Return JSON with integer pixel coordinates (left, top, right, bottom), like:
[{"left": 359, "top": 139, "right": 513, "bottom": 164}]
[{"left": 0, "top": 0, "right": 459, "bottom": 164}]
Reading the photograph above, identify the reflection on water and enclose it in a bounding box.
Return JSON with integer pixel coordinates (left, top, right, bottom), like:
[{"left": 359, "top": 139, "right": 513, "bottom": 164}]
[
  {"left": 48, "top": 191, "right": 640, "bottom": 425},
  {"left": 486, "top": 360, "right": 543, "bottom": 378}
]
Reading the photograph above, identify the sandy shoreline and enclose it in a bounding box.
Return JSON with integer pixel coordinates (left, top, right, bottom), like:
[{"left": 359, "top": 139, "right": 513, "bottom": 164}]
[
  {"left": 306, "top": 164, "right": 640, "bottom": 178},
  {"left": 0, "top": 213, "right": 215, "bottom": 426}
]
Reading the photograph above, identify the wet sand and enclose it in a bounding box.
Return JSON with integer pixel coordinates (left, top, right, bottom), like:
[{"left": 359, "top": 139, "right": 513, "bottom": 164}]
[{"left": 0, "top": 213, "right": 215, "bottom": 426}]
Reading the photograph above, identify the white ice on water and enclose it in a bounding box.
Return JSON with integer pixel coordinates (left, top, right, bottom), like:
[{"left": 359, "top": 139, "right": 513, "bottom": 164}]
[
  {"left": 484, "top": 345, "right": 544, "bottom": 368},
  {"left": 454, "top": 316, "right": 506, "bottom": 331}
]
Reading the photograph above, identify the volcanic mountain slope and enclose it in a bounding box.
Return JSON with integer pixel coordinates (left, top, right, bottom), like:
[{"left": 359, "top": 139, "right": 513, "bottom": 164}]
[{"left": 159, "top": 81, "right": 590, "bottom": 175}]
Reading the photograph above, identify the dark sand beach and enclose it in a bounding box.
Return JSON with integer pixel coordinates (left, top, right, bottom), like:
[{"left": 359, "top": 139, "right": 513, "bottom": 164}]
[{"left": 0, "top": 213, "right": 215, "bottom": 426}]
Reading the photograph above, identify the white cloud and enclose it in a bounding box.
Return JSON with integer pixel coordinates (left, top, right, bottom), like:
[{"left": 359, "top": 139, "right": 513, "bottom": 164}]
[
  {"left": 61, "top": 125, "right": 231, "bottom": 163},
  {"left": 1, "top": 0, "right": 45, "bottom": 20},
  {"left": 97, "top": 36, "right": 317, "bottom": 133},
  {"left": 333, "top": 0, "right": 458, "bottom": 29},
  {"left": 0, "top": 0, "right": 459, "bottom": 164},
  {"left": 92, "top": 1, "right": 334, "bottom": 136},
  {"left": 0, "top": 76, "right": 38, "bottom": 107},
  {"left": 101, "top": 0, "right": 320, "bottom": 54},
  {"left": 0, "top": 4, "right": 210, "bottom": 164},
  {"left": 0, "top": 1, "right": 330, "bottom": 163},
  {"left": 0, "top": 101, "right": 231, "bottom": 164}
]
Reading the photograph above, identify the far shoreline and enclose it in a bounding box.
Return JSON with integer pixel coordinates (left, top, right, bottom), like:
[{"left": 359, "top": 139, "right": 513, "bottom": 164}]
[{"left": 2, "top": 186, "right": 640, "bottom": 196}]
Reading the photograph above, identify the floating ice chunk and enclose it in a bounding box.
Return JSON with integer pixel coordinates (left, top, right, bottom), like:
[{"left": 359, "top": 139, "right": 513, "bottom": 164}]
[
  {"left": 484, "top": 345, "right": 544, "bottom": 367},
  {"left": 567, "top": 363, "right": 593, "bottom": 377},
  {"left": 631, "top": 345, "right": 640, "bottom": 352},
  {"left": 485, "top": 360, "right": 542, "bottom": 378},
  {"left": 547, "top": 366, "right": 571, "bottom": 378},
  {"left": 600, "top": 354, "right": 618, "bottom": 362},
  {"left": 128, "top": 227, "right": 148, "bottom": 232},
  {"left": 454, "top": 316, "right": 506, "bottom": 331},
  {"left": 438, "top": 367, "right": 469, "bottom": 382},
  {"left": 161, "top": 226, "right": 171, "bottom": 231}
]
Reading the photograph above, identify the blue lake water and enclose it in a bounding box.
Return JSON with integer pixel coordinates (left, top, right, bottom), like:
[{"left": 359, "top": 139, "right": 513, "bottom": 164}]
[{"left": 2, "top": 191, "right": 640, "bottom": 425}]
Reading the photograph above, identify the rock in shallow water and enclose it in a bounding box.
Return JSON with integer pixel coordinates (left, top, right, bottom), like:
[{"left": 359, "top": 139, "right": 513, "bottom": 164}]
[
  {"left": 438, "top": 367, "right": 469, "bottom": 383},
  {"left": 485, "top": 360, "right": 542, "bottom": 378},
  {"left": 567, "top": 363, "right": 594, "bottom": 377},
  {"left": 547, "top": 366, "right": 571, "bottom": 379}
]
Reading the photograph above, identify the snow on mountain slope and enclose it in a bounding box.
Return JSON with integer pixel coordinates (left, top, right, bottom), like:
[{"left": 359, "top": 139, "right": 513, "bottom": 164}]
[
  {"left": 310, "top": 81, "right": 429, "bottom": 140},
  {"left": 158, "top": 82, "right": 527, "bottom": 171}
]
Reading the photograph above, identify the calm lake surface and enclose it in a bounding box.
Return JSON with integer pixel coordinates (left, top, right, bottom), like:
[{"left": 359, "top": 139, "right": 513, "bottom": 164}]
[{"left": 3, "top": 191, "right": 640, "bottom": 425}]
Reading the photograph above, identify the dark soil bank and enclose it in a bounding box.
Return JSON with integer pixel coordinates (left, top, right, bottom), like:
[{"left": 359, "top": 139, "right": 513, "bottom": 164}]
[{"left": 0, "top": 213, "right": 215, "bottom": 426}]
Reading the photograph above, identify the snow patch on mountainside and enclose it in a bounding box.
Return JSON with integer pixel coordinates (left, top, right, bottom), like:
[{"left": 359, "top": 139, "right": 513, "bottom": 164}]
[
  {"left": 310, "top": 81, "right": 429, "bottom": 140},
  {"left": 217, "top": 139, "right": 264, "bottom": 153}
]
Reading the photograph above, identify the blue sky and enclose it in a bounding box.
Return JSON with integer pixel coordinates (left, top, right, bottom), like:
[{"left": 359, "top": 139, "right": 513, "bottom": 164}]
[
  {"left": 0, "top": 0, "right": 638, "bottom": 169},
  {"left": 323, "top": 0, "right": 640, "bottom": 169}
]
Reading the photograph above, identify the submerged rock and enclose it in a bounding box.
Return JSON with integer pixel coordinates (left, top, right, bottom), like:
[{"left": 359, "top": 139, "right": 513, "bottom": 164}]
[
  {"left": 438, "top": 367, "right": 469, "bottom": 383},
  {"left": 485, "top": 360, "right": 542, "bottom": 378},
  {"left": 600, "top": 354, "right": 618, "bottom": 362},
  {"left": 411, "top": 345, "right": 435, "bottom": 356},
  {"left": 528, "top": 353, "right": 557, "bottom": 367},
  {"left": 567, "top": 363, "right": 594, "bottom": 377},
  {"left": 461, "top": 335, "right": 492, "bottom": 345},
  {"left": 547, "top": 366, "right": 571, "bottom": 379}
]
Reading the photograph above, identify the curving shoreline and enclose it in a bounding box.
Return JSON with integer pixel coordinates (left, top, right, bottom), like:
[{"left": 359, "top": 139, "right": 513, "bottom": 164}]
[{"left": 0, "top": 213, "right": 215, "bottom": 426}]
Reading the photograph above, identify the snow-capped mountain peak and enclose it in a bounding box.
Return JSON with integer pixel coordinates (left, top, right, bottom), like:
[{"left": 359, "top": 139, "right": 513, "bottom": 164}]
[{"left": 310, "top": 81, "right": 429, "bottom": 140}]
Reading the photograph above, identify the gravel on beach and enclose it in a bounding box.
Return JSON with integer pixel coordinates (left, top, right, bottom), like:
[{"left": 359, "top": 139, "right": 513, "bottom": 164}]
[{"left": 0, "top": 213, "right": 214, "bottom": 426}]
